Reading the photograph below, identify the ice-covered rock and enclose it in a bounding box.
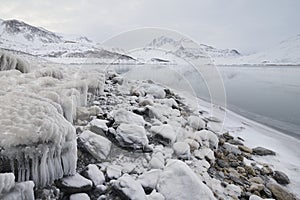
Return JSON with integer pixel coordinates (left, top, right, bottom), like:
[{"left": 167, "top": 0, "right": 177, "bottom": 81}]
[
  {"left": 0, "top": 173, "right": 15, "bottom": 194},
  {"left": 150, "top": 124, "right": 176, "bottom": 145},
  {"left": 69, "top": 193, "right": 90, "bottom": 200},
  {"left": 115, "top": 123, "right": 149, "bottom": 149},
  {"left": 157, "top": 160, "right": 216, "bottom": 200},
  {"left": 147, "top": 190, "right": 165, "bottom": 200},
  {"left": 138, "top": 169, "right": 162, "bottom": 191},
  {"left": 173, "top": 142, "right": 191, "bottom": 159},
  {"left": 187, "top": 115, "right": 206, "bottom": 130},
  {"left": 149, "top": 152, "right": 165, "bottom": 169},
  {"left": 192, "top": 130, "right": 219, "bottom": 149},
  {"left": 131, "top": 83, "right": 166, "bottom": 99},
  {"left": 145, "top": 104, "right": 180, "bottom": 122},
  {"left": 112, "top": 173, "right": 147, "bottom": 200},
  {"left": 112, "top": 109, "right": 146, "bottom": 126},
  {"left": 249, "top": 195, "right": 274, "bottom": 200},
  {"left": 79, "top": 130, "right": 112, "bottom": 161},
  {"left": 81, "top": 164, "right": 105, "bottom": 186},
  {"left": 76, "top": 106, "right": 102, "bottom": 121},
  {"left": 106, "top": 165, "right": 122, "bottom": 180},
  {"left": 89, "top": 118, "right": 109, "bottom": 135},
  {"left": 0, "top": 180, "right": 35, "bottom": 200},
  {"left": 56, "top": 173, "right": 92, "bottom": 193},
  {"left": 194, "top": 147, "right": 215, "bottom": 162},
  {"left": 0, "top": 91, "right": 77, "bottom": 186}
]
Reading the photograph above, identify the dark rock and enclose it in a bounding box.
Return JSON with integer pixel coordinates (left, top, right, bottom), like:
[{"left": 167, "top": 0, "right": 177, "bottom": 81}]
[
  {"left": 223, "top": 132, "right": 234, "bottom": 141},
  {"left": 252, "top": 147, "right": 276, "bottom": 156},
  {"left": 267, "top": 183, "right": 297, "bottom": 200},
  {"left": 238, "top": 145, "right": 253, "bottom": 154},
  {"left": 273, "top": 171, "right": 290, "bottom": 185},
  {"left": 217, "top": 159, "right": 229, "bottom": 168},
  {"left": 56, "top": 173, "right": 93, "bottom": 194},
  {"left": 228, "top": 139, "right": 244, "bottom": 146}
]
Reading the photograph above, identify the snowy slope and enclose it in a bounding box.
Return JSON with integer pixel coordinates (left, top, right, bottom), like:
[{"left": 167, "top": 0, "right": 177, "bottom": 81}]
[
  {"left": 221, "top": 34, "right": 300, "bottom": 65},
  {"left": 0, "top": 19, "right": 136, "bottom": 64}
]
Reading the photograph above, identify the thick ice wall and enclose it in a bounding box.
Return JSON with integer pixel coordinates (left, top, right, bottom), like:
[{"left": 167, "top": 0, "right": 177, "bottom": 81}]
[
  {"left": 0, "top": 51, "right": 30, "bottom": 73},
  {"left": 0, "top": 91, "right": 77, "bottom": 186}
]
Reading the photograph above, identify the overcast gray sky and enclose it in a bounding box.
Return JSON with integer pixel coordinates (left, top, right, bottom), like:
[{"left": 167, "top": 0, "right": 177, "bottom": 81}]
[{"left": 0, "top": 0, "right": 299, "bottom": 53}]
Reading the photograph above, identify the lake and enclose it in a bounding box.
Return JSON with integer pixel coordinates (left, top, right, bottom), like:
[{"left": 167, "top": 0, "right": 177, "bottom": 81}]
[
  {"left": 218, "top": 65, "right": 300, "bottom": 139},
  {"left": 115, "top": 64, "right": 300, "bottom": 139}
]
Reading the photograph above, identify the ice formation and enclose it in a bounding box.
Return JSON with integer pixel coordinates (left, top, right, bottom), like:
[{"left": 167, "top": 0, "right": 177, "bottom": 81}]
[
  {"left": 0, "top": 57, "right": 106, "bottom": 187},
  {"left": 0, "top": 91, "right": 77, "bottom": 186},
  {"left": 0, "top": 173, "right": 35, "bottom": 200},
  {"left": 0, "top": 51, "right": 30, "bottom": 73}
]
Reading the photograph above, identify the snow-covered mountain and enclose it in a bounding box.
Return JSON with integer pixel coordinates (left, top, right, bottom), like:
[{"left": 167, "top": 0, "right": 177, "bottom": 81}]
[
  {"left": 140, "top": 36, "right": 241, "bottom": 64},
  {"left": 0, "top": 18, "right": 135, "bottom": 63},
  {"left": 221, "top": 34, "right": 300, "bottom": 65}
]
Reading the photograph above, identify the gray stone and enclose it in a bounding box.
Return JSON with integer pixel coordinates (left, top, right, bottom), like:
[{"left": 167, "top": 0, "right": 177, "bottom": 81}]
[
  {"left": 252, "top": 147, "right": 275, "bottom": 156},
  {"left": 273, "top": 171, "right": 290, "bottom": 185},
  {"left": 267, "top": 183, "right": 297, "bottom": 200}
]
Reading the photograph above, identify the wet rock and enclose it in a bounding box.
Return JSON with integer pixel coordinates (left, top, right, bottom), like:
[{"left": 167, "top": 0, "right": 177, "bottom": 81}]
[
  {"left": 238, "top": 145, "right": 253, "bottom": 154},
  {"left": 228, "top": 139, "right": 244, "bottom": 146},
  {"left": 249, "top": 177, "right": 264, "bottom": 185},
  {"left": 273, "top": 171, "right": 290, "bottom": 185},
  {"left": 56, "top": 173, "right": 93, "bottom": 194},
  {"left": 267, "top": 183, "right": 297, "bottom": 200},
  {"left": 252, "top": 147, "right": 275, "bottom": 156}
]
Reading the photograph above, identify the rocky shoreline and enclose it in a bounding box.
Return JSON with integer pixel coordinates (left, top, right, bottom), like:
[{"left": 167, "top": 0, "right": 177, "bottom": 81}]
[
  {"left": 0, "top": 54, "right": 298, "bottom": 200},
  {"left": 34, "top": 71, "right": 298, "bottom": 200}
]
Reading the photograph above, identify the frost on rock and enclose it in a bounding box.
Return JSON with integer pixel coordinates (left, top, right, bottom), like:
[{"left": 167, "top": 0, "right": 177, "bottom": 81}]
[
  {"left": 89, "top": 119, "right": 109, "bottom": 135},
  {"left": 56, "top": 173, "right": 92, "bottom": 193},
  {"left": 0, "top": 92, "right": 77, "bottom": 187},
  {"left": 173, "top": 142, "right": 191, "bottom": 160},
  {"left": 69, "top": 193, "right": 90, "bottom": 200},
  {"left": 0, "top": 173, "right": 35, "bottom": 200},
  {"left": 115, "top": 123, "right": 149, "bottom": 149},
  {"left": 191, "top": 130, "right": 219, "bottom": 149},
  {"left": 112, "top": 109, "right": 146, "bottom": 126},
  {"left": 150, "top": 124, "right": 177, "bottom": 145},
  {"left": 157, "top": 160, "right": 216, "bottom": 200},
  {"left": 112, "top": 173, "right": 147, "bottom": 200},
  {"left": 187, "top": 115, "right": 206, "bottom": 130},
  {"left": 79, "top": 130, "right": 112, "bottom": 161},
  {"left": 137, "top": 169, "right": 162, "bottom": 190}
]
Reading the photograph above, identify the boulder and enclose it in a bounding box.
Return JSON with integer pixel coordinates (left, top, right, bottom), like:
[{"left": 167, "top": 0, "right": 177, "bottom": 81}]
[
  {"left": 273, "top": 171, "right": 290, "bottom": 185},
  {"left": 252, "top": 147, "right": 276, "bottom": 156},
  {"left": 79, "top": 130, "right": 112, "bottom": 161},
  {"left": 56, "top": 173, "right": 92, "bottom": 194},
  {"left": 267, "top": 183, "right": 297, "bottom": 200}
]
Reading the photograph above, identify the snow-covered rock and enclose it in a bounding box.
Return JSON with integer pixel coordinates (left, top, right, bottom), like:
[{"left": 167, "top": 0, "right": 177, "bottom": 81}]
[
  {"left": 115, "top": 123, "right": 149, "bottom": 149},
  {"left": 138, "top": 169, "right": 162, "bottom": 190},
  {"left": 192, "top": 130, "right": 219, "bottom": 149},
  {"left": 56, "top": 173, "right": 92, "bottom": 193},
  {"left": 89, "top": 118, "right": 109, "bottom": 135},
  {"left": 149, "top": 152, "right": 165, "bottom": 169},
  {"left": 157, "top": 160, "right": 216, "bottom": 200},
  {"left": 173, "top": 142, "right": 191, "bottom": 159},
  {"left": 79, "top": 130, "right": 112, "bottom": 161},
  {"left": 194, "top": 147, "right": 215, "bottom": 162},
  {"left": 106, "top": 165, "right": 122, "bottom": 180},
  {"left": 150, "top": 124, "right": 177, "bottom": 145},
  {"left": 187, "top": 115, "right": 206, "bottom": 130},
  {"left": 81, "top": 164, "right": 105, "bottom": 186},
  {"left": 0, "top": 180, "right": 35, "bottom": 200},
  {"left": 112, "top": 174, "right": 147, "bottom": 200},
  {"left": 112, "top": 109, "right": 146, "bottom": 126},
  {"left": 146, "top": 190, "right": 166, "bottom": 200},
  {"left": 69, "top": 193, "right": 90, "bottom": 200}
]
